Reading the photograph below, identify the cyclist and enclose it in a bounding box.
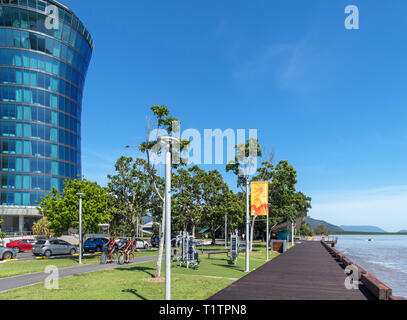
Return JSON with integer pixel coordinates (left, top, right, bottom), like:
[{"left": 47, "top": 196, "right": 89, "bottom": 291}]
[
  {"left": 103, "top": 236, "right": 116, "bottom": 263},
  {"left": 119, "top": 237, "right": 134, "bottom": 264}
]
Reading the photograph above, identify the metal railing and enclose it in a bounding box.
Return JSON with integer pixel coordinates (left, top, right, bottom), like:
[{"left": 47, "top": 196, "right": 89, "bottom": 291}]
[
  {"left": 321, "top": 236, "right": 338, "bottom": 243},
  {"left": 2, "top": 230, "right": 34, "bottom": 237}
]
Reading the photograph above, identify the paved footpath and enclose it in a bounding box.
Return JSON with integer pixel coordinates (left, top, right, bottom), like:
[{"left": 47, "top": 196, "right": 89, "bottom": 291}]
[
  {"left": 0, "top": 255, "right": 157, "bottom": 293},
  {"left": 209, "top": 241, "right": 375, "bottom": 300}
]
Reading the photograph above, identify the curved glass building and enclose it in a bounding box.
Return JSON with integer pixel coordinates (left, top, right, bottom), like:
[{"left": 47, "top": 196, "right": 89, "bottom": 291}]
[{"left": 0, "top": 0, "right": 93, "bottom": 233}]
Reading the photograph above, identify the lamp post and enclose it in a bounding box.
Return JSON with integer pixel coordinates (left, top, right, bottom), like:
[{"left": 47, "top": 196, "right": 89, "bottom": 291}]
[
  {"left": 245, "top": 178, "right": 250, "bottom": 273},
  {"left": 266, "top": 212, "right": 269, "bottom": 261},
  {"left": 225, "top": 213, "right": 227, "bottom": 249},
  {"left": 77, "top": 193, "right": 85, "bottom": 264},
  {"left": 158, "top": 135, "right": 178, "bottom": 301}
]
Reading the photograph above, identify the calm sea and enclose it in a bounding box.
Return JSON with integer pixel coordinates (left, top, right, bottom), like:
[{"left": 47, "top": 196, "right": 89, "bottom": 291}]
[{"left": 333, "top": 234, "right": 407, "bottom": 298}]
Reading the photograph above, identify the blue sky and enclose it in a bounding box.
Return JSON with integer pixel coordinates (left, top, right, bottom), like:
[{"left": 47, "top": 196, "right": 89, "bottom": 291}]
[{"left": 64, "top": 0, "right": 407, "bottom": 231}]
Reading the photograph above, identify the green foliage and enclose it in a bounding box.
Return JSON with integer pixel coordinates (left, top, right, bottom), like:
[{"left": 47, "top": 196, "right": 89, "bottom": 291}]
[
  {"left": 152, "top": 223, "right": 160, "bottom": 234},
  {"left": 107, "top": 157, "right": 153, "bottom": 237},
  {"left": 226, "top": 138, "right": 262, "bottom": 189},
  {"left": 139, "top": 105, "right": 191, "bottom": 169},
  {"left": 298, "top": 223, "right": 313, "bottom": 237},
  {"left": 200, "top": 170, "right": 243, "bottom": 245},
  {"left": 253, "top": 160, "right": 312, "bottom": 226},
  {"left": 314, "top": 224, "right": 331, "bottom": 235},
  {"left": 38, "top": 178, "right": 110, "bottom": 236},
  {"left": 32, "top": 217, "right": 54, "bottom": 238}
]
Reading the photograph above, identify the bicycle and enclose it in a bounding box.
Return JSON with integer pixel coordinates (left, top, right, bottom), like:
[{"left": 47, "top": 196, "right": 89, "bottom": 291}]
[
  {"left": 117, "top": 249, "right": 135, "bottom": 265},
  {"left": 100, "top": 247, "right": 118, "bottom": 264}
]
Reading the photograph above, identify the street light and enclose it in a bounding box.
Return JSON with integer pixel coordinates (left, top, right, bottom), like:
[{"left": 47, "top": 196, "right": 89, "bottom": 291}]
[
  {"left": 225, "top": 213, "right": 227, "bottom": 249},
  {"left": 158, "top": 135, "right": 179, "bottom": 301},
  {"left": 245, "top": 179, "right": 250, "bottom": 273},
  {"left": 77, "top": 193, "right": 85, "bottom": 264}
]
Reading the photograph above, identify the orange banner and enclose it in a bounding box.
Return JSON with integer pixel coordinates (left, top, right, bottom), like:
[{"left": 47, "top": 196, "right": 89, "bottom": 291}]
[{"left": 251, "top": 181, "right": 269, "bottom": 216}]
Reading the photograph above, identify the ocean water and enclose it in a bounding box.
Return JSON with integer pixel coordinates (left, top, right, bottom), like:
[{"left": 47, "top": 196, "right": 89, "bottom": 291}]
[{"left": 333, "top": 235, "right": 407, "bottom": 298}]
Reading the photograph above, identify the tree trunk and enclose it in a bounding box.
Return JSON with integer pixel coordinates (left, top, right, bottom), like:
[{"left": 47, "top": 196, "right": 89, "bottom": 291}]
[
  {"left": 211, "top": 227, "right": 218, "bottom": 245},
  {"left": 131, "top": 213, "right": 136, "bottom": 238},
  {"left": 250, "top": 216, "right": 257, "bottom": 253},
  {"left": 136, "top": 214, "right": 139, "bottom": 238},
  {"left": 192, "top": 224, "right": 195, "bottom": 238},
  {"left": 155, "top": 201, "right": 165, "bottom": 278}
]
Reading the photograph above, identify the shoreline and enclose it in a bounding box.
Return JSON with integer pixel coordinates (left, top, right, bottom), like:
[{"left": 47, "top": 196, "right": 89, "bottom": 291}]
[{"left": 321, "top": 241, "right": 406, "bottom": 300}]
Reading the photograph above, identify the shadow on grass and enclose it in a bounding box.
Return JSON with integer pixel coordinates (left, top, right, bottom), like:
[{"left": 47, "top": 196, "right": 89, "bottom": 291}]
[
  {"left": 121, "top": 289, "right": 148, "bottom": 300},
  {"left": 116, "top": 265, "right": 155, "bottom": 278},
  {"left": 211, "top": 263, "right": 243, "bottom": 272}
]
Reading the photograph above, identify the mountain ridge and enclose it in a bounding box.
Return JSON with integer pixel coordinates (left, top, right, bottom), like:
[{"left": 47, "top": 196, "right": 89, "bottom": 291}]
[
  {"left": 340, "top": 225, "right": 387, "bottom": 233},
  {"left": 304, "top": 217, "right": 343, "bottom": 233}
]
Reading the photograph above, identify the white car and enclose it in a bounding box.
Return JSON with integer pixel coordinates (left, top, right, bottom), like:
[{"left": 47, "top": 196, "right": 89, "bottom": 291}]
[
  {"left": 134, "top": 238, "right": 149, "bottom": 249},
  {"left": 116, "top": 238, "right": 150, "bottom": 250}
]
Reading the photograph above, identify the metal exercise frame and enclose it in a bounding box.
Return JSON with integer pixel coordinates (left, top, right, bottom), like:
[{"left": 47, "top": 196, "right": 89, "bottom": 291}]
[
  {"left": 229, "top": 234, "right": 239, "bottom": 264},
  {"left": 176, "top": 232, "right": 199, "bottom": 269}
]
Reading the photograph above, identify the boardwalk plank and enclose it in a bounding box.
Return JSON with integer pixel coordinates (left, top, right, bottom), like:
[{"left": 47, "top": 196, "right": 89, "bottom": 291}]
[{"left": 209, "top": 241, "right": 374, "bottom": 300}]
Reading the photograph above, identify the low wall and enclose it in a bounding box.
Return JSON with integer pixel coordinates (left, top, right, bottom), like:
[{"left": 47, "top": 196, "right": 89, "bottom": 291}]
[
  {"left": 321, "top": 240, "right": 406, "bottom": 300},
  {"left": 270, "top": 240, "right": 287, "bottom": 253},
  {"left": 2, "top": 235, "right": 36, "bottom": 246}
]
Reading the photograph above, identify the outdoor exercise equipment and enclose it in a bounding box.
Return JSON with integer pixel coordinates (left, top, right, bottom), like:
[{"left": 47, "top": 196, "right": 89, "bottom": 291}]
[
  {"left": 229, "top": 234, "right": 239, "bottom": 264},
  {"left": 175, "top": 232, "right": 200, "bottom": 269}
]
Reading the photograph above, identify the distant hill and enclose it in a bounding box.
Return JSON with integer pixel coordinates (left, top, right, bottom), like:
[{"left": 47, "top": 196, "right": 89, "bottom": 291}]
[
  {"left": 340, "top": 225, "right": 387, "bottom": 233},
  {"left": 304, "top": 217, "right": 343, "bottom": 233},
  {"left": 398, "top": 230, "right": 407, "bottom": 233}
]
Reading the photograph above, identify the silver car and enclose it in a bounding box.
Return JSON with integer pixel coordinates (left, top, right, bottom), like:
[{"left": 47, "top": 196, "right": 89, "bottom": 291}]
[
  {"left": 116, "top": 238, "right": 150, "bottom": 250},
  {"left": 0, "top": 246, "right": 17, "bottom": 260},
  {"left": 32, "top": 239, "right": 77, "bottom": 257},
  {"left": 134, "top": 238, "right": 150, "bottom": 249}
]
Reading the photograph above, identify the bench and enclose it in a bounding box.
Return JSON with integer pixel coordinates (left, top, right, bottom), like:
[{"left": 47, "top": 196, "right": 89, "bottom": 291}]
[{"left": 205, "top": 249, "right": 228, "bottom": 259}]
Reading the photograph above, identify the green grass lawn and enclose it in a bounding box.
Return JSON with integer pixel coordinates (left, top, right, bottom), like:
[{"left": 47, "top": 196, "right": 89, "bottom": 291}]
[
  {"left": 0, "top": 250, "right": 159, "bottom": 279},
  {"left": 0, "top": 243, "right": 279, "bottom": 300}
]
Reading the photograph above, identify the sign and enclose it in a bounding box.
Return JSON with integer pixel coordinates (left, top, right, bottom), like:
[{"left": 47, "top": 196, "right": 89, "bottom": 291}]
[
  {"left": 251, "top": 181, "right": 269, "bottom": 216},
  {"left": 230, "top": 235, "right": 238, "bottom": 261}
]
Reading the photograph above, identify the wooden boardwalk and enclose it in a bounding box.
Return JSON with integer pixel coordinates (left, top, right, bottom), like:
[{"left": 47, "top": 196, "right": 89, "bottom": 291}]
[{"left": 209, "top": 241, "right": 375, "bottom": 300}]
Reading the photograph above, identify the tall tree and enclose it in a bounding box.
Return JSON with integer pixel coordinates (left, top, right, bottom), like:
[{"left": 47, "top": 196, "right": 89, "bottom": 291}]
[
  {"left": 252, "top": 160, "right": 312, "bottom": 243},
  {"left": 139, "top": 105, "right": 190, "bottom": 279},
  {"left": 38, "top": 178, "right": 110, "bottom": 244},
  {"left": 226, "top": 138, "right": 262, "bottom": 252},
  {"left": 107, "top": 157, "right": 152, "bottom": 238},
  {"left": 172, "top": 166, "right": 206, "bottom": 236},
  {"left": 200, "top": 170, "right": 232, "bottom": 245}
]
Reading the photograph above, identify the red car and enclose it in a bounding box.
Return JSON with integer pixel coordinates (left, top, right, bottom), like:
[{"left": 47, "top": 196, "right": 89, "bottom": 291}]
[{"left": 6, "top": 239, "right": 36, "bottom": 253}]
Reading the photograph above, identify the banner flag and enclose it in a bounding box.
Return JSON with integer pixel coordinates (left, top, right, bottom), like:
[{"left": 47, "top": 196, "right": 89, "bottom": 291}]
[{"left": 251, "top": 181, "right": 269, "bottom": 216}]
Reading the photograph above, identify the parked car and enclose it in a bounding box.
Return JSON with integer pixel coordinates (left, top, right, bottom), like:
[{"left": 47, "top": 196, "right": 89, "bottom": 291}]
[
  {"left": 6, "top": 239, "right": 36, "bottom": 253},
  {"left": 116, "top": 238, "right": 150, "bottom": 250},
  {"left": 83, "top": 237, "right": 109, "bottom": 253},
  {"left": 150, "top": 234, "right": 176, "bottom": 248},
  {"left": 0, "top": 246, "right": 17, "bottom": 260},
  {"left": 134, "top": 238, "right": 149, "bottom": 249},
  {"left": 150, "top": 234, "right": 159, "bottom": 247},
  {"left": 32, "top": 239, "right": 77, "bottom": 257}
]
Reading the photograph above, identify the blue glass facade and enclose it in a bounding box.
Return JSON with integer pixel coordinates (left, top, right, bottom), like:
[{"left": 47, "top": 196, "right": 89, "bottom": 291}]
[{"left": 0, "top": 0, "right": 92, "bottom": 209}]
